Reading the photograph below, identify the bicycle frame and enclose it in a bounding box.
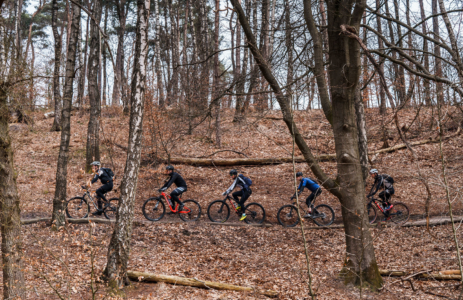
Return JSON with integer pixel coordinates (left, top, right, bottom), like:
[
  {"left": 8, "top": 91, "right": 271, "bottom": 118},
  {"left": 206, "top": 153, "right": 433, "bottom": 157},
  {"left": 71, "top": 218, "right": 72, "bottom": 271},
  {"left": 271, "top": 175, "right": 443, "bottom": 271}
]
[
  {"left": 224, "top": 195, "right": 241, "bottom": 213},
  {"left": 82, "top": 190, "right": 100, "bottom": 211},
  {"left": 160, "top": 192, "right": 190, "bottom": 213},
  {"left": 368, "top": 197, "right": 387, "bottom": 214}
]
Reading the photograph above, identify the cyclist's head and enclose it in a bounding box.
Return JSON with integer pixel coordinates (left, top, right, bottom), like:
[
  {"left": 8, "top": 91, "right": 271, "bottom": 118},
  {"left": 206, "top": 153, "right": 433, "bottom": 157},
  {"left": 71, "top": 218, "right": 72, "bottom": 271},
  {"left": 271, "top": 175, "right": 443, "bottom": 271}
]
[
  {"left": 165, "top": 165, "right": 174, "bottom": 174},
  {"left": 229, "top": 169, "right": 238, "bottom": 178},
  {"left": 296, "top": 172, "right": 303, "bottom": 179},
  {"left": 90, "top": 161, "right": 100, "bottom": 171},
  {"left": 369, "top": 168, "right": 379, "bottom": 178}
]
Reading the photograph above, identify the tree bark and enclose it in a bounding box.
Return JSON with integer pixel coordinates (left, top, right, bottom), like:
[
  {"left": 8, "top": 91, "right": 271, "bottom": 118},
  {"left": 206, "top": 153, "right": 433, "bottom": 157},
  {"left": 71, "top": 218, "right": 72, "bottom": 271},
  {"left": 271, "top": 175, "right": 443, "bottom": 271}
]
[
  {"left": 0, "top": 86, "right": 26, "bottom": 300},
  {"left": 51, "top": 0, "right": 81, "bottom": 229},
  {"left": 230, "top": 0, "right": 382, "bottom": 289},
  {"left": 77, "top": 15, "right": 89, "bottom": 108},
  {"left": 51, "top": 0, "right": 63, "bottom": 131},
  {"left": 355, "top": 87, "right": 369, "bottom": 181},
  {"left": 213, "top": 0, "right": 221, "bottom": 147},
  {"left": 418, "top": 0, "right": 431, "bottom": 106},
  {"left": 112, "top": 0, "right": 128, "bottom": 111},
  {"left": 432, "top": 0, "right": 444, "bottom": 106},
  {"left": 153, "top": 0, "right": 164, "bottom": 106},
  {"left": 85, "top": 0, "right": 102, "bottom": 172},
  {"left": 375, "top": 0, "right": 386, "bottom": 113},
  {"left": 104, "top": 0, "right": 150, "bottom": 289}
]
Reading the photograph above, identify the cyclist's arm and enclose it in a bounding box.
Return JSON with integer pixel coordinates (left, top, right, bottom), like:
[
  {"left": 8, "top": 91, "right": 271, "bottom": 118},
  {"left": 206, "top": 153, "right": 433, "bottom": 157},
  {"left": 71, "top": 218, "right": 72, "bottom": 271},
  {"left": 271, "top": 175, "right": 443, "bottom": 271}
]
[
  {"left": 225, "top": 178, "right": 238, "bottom": 194},
  {"left": 161, "top": 174, "right": 177, "bottom": 190},
  {"left": 368, "top": 177, "right": 381, "bottom": 196}
]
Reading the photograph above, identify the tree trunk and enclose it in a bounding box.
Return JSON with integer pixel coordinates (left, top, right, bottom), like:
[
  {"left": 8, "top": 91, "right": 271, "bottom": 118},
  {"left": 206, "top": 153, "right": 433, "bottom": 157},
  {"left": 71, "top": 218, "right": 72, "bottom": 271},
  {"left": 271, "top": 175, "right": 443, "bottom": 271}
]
[
  {"left": 393, "top": 0, "right": 406, "bottom": 105},
  {"left": 104, "top": 0, "right": 150, "bottom": 289},
  {"left": 285, "top": 0, "right": 293, "bottom": 104},
  {"left": 153, "top": 0, "right": 164, "bottom": 106},
  {"left": 0, "top": 86, "right": 26, "bottom": 300},
  {"left": 51, "top": 0, "right": 81, "bottom": 230},
  {"left": 113, "top": 0, "right": 127, "bottom": 110},
  {"left": 432, "top": 0, "right": 444, "bottom": 106},
  {"left": 375, "top": 0, "right": 386, "bottom": 113},
  {"left": 85, "top": 0, "right": 102, "bottom": 172},
  {"left": 418, "top": 0, "right": 431, "bottom": 106},
  {"left": 355, "top": 87, "right": 369, "bottom": 181},
  {"left": 231, "top": 0, "right": 382, "bottom": 289},
  {"left": 102, "top": 3, "right": 108, "bottom": 106},
  {"left": 51, "top": 0, "right": 63, "bottom": 131},
  {"left": 213, "top": 0, "right": 221, "bottom": 147},
  {"left": 77, "top": 15, "right": 89, "bottom": 108}
]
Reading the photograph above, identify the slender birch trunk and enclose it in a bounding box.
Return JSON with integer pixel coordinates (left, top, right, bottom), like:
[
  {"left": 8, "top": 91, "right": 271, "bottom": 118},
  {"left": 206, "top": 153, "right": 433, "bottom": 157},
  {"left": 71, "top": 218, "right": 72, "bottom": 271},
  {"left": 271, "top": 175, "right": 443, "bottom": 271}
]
[
  {"left": 85, "top": 0, "right": 102, "bottom": 172},
  {"left": 52, "top": 0, "right": 81, "bottom": 229},
  {"left": 51, "top": 0, "right": 63, "bottom": 131},
  {"left": 104, "top": 0, "right": 150, "bottom": 288}
]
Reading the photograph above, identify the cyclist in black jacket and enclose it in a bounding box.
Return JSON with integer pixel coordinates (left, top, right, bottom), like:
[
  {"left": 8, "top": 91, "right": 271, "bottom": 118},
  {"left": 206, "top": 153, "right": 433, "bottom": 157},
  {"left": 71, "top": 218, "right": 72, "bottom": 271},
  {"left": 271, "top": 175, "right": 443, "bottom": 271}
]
[
  {"left": 88, "top": 161, "right": 113, "bottom": 216},
  {"left": 159, "top": 165, "right": 187, "bottom": 211},
  {"left": 367, "top": 168, "right": 394, "bottom": 213}
]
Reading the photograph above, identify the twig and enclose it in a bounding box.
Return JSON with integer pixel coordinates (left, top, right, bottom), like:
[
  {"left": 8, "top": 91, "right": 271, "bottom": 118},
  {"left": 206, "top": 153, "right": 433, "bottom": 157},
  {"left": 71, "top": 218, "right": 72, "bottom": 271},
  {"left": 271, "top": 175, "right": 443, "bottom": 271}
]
[{"left": 197, "top": 149, "right": 248, "bottom": 158}]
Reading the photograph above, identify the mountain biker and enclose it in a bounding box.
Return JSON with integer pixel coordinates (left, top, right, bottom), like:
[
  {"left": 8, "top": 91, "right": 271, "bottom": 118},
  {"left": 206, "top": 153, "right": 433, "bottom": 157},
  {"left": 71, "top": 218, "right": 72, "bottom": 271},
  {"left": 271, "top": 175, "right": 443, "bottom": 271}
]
[
  {"left": 88, "top": 161, "right": 114, "bottom": 216},
  {"left": 367, "top": 168, "right": 394, "bottom": 214},
  {"left": 223, "top": 169, "right": 252, "bottom": 221},
  {"left": 294, "top": 172, "right": 322, "bottom": 217},
  {"left": 159, "top": 165, "right": 187, "bottom": 212}
]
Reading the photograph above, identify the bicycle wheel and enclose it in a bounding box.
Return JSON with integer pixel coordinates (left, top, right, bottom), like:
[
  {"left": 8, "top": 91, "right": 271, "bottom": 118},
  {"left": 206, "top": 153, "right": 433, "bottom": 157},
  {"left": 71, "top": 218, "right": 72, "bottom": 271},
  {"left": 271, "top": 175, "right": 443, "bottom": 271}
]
[
  {"left": 66, "top": 197, "right": 89, "bottom": 219},
  {"left": 104, "top": 198, "right": 119, "bottom": 220},
  {"left": 207, "top": 200, "right": 230, "bottom": 223},
  {"left": 277, "top": 205, "right": 300, "bottom": 227},
  {"left": 367, "top": 203, "right": 377, "bottom": 224},
  {"left": 389, "top": 202, "right": 410, "bottom": 225},
  {"left": 142, "top": 197, "right": 166, "bottom": 221},
  {"left": 179, "top": 200, "right": 201, "bottom": 222},
  {"left": 312, "top": 204, "right": 335, "bottom": 226},
  {"left": 243, "top": 203, "right": 266, "bottom": 224}
]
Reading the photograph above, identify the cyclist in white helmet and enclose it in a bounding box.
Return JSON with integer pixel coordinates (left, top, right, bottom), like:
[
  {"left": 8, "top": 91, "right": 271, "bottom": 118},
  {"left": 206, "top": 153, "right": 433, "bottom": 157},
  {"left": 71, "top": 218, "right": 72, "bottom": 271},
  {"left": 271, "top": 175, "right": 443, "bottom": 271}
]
[{"left": 367, "top": 168, "right": 395, "bottom": 213}]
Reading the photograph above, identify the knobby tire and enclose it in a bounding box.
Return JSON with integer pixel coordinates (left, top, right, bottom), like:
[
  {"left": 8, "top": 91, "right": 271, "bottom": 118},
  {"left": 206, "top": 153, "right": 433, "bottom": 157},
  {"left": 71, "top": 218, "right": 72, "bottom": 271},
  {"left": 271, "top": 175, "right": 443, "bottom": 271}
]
[
  {"left": 142, "top": 197, "right": 166, "bottom": 221},
  {"left": 66, "top": 197, "right": 90, "bottom": 219},
  {"left": 207, "top": 200, "right": 230, "bottom": 223}
]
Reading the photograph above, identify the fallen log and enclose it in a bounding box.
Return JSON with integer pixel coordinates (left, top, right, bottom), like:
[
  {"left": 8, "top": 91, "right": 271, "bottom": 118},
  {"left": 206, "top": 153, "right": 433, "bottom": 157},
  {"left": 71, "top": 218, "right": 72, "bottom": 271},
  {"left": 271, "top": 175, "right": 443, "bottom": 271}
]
[
  {"left": 167, "top": 129, "right": 460, "bottom": 166},
  {"left": 127, "top": 271, "right": 278, "bottom": 298},
  {"left": 379, "top": 269, "right": 462, "bottom": 280}
]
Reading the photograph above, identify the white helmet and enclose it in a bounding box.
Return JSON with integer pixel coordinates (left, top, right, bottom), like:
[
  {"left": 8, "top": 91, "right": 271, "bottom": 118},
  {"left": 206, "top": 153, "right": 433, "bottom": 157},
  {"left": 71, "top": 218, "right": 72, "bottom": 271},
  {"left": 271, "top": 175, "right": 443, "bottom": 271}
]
[
  {"left": 369, "top": 168, "right": 378, "bottom": 174},
  {"left": 91, "top": 161, "right": 101, "bottom": 166}
]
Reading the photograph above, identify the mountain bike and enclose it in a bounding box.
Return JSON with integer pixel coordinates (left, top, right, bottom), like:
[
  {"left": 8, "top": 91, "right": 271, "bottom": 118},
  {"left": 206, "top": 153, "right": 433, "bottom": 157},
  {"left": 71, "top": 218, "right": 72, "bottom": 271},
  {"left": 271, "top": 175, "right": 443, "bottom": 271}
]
[
  {"left": 207, "top": 194, "right": 266, "bottom": 224},
  {"left": 142, "top": 192, "right": 201, "bottom": 222},
  {"left": 66, "top": 186, "right": 119, "bottom": 220},
  {"left": 277, "top": 197, "right": 335, "bottom": 227},
  {"left": 367, "top": 196, "right": 409, "bottom": 225}
]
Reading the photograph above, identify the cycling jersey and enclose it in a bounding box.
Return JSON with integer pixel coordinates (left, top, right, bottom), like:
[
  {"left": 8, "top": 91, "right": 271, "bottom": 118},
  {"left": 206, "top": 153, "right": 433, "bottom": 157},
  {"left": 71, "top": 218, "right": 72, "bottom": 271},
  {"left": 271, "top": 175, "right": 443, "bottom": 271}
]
[
  {"left": 91, "top": 168, "right": 113, "bottom": 185},
  {"left": 225, "top": 174, "right": 250, "bottom": 194},
  {"left": 297, "top": 177, "right": 320, "bottom": 193},
  {"left": 161, "top": 172, "right": 187, "bottom": 190},
  {"left": 368, "top": 174, "right": 393, "bottom": 196}
]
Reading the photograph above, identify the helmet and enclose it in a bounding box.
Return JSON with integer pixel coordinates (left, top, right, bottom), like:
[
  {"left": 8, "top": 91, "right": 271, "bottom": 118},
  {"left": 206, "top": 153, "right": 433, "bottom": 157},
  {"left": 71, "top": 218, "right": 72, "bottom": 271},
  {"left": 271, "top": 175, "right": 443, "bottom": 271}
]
[
  {"left": 90, "top": 161, "right": 101, "bottom": 166},
  {"left": 166, "top": 165, "right": 174, "bottom": 171},
  {"left": 296, "top": 172, "right": 303, "bottom": 177},
  {"left": 229, "top": 169, "right": 238, "bottom": 176},
  {"left": 369, "top": 168, "right": 378, "bottom": 174}
]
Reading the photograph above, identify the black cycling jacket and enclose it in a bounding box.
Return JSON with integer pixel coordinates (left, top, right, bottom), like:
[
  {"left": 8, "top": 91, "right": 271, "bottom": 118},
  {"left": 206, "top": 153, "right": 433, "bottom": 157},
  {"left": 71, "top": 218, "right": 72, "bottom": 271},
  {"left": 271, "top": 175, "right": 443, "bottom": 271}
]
[
  {"left": 368, "top": 174, "right": 393, "bottom": 196},
  {"left": 161, "top": 172, "right": 187, "bottom": 189},
  {"left": 91, "top": 168, "right": 113, "bottom": 184}
]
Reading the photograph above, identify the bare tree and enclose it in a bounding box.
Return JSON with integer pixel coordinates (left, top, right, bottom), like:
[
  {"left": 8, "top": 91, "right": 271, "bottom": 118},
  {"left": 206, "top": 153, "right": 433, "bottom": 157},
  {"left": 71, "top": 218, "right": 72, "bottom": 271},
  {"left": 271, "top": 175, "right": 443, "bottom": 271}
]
[
  {"left": 85, "top": 0, "right": 102, "bottom": 172},
  {"left": 104, "top": 0, "right": 150, "bottom": 288},
  {"left": 51, "top": 0, "right": 62, "bottom": 131},
  {"left": 52, "top": 0, "right": 82, "bottom": 229}
]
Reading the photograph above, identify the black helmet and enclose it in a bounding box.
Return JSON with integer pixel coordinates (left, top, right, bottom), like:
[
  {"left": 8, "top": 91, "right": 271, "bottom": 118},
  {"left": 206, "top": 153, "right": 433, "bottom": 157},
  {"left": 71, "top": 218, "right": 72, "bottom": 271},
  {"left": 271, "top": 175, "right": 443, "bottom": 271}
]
[
  {"left": 296, "top": 172, "right": 303, "bottom": 177},
  {"left": 229, "top": 169, "right": 238, "bottom": 176},
  {"left": 166, "top": 165, "right": 174, "bottom": 171}
]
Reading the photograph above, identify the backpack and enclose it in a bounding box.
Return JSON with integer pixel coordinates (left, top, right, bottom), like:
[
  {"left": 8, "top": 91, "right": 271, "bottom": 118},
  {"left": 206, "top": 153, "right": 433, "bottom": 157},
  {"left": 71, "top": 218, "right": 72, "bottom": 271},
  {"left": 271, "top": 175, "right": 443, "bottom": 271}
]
[
  {"left": 102, "top": 168, "right": 115, "bottom": 180},
  {"left": 383, "top": 174, "right": 394, "bottom": 185},
  {"left": 240, "top": 175, "right": 252, "bottom": 188}
]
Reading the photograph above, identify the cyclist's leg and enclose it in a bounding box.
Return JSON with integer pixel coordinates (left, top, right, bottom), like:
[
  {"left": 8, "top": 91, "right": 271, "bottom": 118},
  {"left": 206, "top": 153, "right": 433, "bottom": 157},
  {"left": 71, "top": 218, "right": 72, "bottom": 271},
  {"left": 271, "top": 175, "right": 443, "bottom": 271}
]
[
  {"left": 96, "top": 183, "right": 113, "bottom": 207},
  {"left": 232, "top": 190, "right": 243, "bottom": 207},
  {"left": 238, "top": 189, "right": 250, "bottom": 209},
  {"left": 171, "top": 187, "right": 186, "bottom": 208}
]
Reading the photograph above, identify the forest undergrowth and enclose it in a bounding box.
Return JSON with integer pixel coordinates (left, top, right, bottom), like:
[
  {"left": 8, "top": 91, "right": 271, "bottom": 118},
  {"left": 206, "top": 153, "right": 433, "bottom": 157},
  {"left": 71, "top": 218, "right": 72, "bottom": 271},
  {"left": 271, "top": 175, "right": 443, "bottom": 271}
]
[{"left": 9, "top": 105, "right": 463, "bottom": 299}]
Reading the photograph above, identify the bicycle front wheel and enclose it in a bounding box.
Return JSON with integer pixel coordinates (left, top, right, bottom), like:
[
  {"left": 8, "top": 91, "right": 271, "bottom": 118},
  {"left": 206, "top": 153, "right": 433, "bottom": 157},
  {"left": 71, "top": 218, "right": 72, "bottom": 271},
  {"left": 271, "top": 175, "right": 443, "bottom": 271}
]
[
  {"left": 142, "top": 197, "right": 166, "bottom": 221},
  {"left": 367, "top": 203, "right": 377, "bottom": 224},
  {"left": 389, "top": 202, "right": 410, "bottom": 225},
  {"left": 207, "top": 200, "right": 230, "bottom": 223},
  {"left": 312, "top": 204, "right": 335, "bottom": 226},
  {"left": 277, "top": 205, "right": 300, "bottom": 227},
  {"left": 244, "top": 203, "right": 266, "bottom": 224},
  {"left": 104, "top": 198, "right": 119, "bottom": 220},
  {"left": 179, "top": 200, "right": 201, "bottom": 222},
  {"left": 66, "top": 197, "right": 89, "bottom": 219}
]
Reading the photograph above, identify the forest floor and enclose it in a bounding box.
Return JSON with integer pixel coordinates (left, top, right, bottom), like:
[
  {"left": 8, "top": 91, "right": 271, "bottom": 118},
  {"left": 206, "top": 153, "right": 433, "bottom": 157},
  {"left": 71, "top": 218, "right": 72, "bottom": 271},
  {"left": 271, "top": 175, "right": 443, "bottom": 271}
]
[{"left": 8, "top": 105, "right": 463, "bottom": 299}]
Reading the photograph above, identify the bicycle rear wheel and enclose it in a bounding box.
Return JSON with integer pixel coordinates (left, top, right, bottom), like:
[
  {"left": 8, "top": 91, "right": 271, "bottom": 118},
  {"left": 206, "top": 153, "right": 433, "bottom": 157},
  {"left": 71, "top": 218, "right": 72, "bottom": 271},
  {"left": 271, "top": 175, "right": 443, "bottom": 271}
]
[
  {"left": 142, "top": 197, "right": 166, "bottom": 221},
  {"left": 312, "top": 204, "right": 335, "bottom": 226},
  {"left": 179, "top": 200, "right": 201, "bottom": 222},
  {"left": 243, "top": 203, "right": 266, "bottom": 224},
  {"left": 367, "top": 203, "right": 377, "bottom": 224},
  {"left": 207, "top": 200, "right": 230, "bottom": 223},
  {"left": 277, "top": 205, "right": 300, "bottom": 227},
  {"left": 389, "top": 202, "right": 410, "bottom": 225},
  {"left": 104, "top": 198, "right": 119, "bottom": 220},
  {"left": 66, "top": 197, "right": 89, "bottom": 219}
]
